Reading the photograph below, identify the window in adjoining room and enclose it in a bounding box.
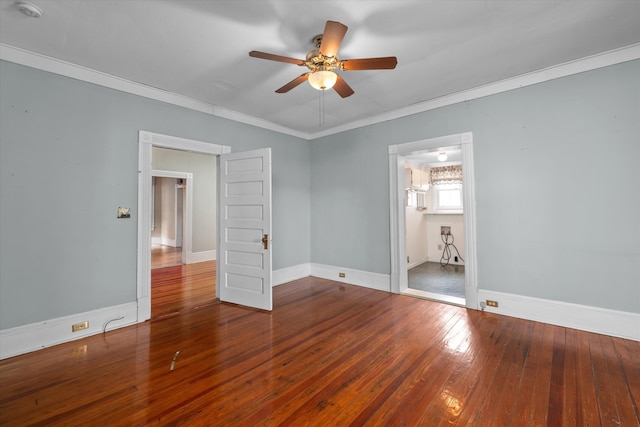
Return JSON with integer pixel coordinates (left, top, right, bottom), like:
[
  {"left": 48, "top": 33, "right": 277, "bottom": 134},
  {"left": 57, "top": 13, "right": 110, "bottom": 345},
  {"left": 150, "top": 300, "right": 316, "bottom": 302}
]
[{"left": 435, "top": 183, "right": 463, "bottom": 211}]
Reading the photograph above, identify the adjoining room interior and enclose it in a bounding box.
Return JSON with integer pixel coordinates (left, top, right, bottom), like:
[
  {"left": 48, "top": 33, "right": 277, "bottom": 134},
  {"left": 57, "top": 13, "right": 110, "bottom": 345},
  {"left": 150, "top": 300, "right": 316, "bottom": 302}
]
[
  {"left": 151, "top": 176, "right": 184, "bottom": 269},
  {"left": 404, "top": 147, "right": 465, "bottom": 306},
  {"left": 150, "top": 147, "right": 217, "bottom": 318}
]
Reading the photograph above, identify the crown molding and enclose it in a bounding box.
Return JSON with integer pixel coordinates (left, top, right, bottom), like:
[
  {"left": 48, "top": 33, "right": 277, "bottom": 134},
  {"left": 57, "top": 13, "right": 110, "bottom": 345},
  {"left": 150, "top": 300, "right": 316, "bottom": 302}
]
[
  {"left": 0, "top": 43, "right": 307, "bottom": 140},
  {"left": 2, "top": 42, "right": 638, "bottom": 141},
  {"left": 308, "top": 43, "right": 640, "bottom": 139},
  {"left": 0, "top": 43, "right": 215, "bottom": 113}
]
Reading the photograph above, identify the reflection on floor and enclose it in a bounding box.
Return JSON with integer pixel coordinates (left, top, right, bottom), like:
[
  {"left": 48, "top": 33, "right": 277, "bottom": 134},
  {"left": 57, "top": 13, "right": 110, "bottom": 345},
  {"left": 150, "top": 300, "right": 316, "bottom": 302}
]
[
  {"left": 151, "top": 260, "right": 216, "bottom": 318},
  {"left": 152, "top": 245, "right": 182, "bottom": 269},
  {"left": 151, "top": 245, "right": 216, "bottom": 318},
  {"left": 408, "top": 261, "right": 465, "bottom": 302}
]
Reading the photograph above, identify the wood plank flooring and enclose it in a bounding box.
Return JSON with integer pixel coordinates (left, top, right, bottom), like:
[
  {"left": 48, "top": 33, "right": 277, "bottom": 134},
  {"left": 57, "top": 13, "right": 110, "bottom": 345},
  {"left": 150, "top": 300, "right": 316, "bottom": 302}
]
[
  {"left": 151, "top": 245, "right": 183, "bottom": 269},
  {"left": 1, "top": 277, "right": 638, "bottom": 425},
  {"left": 151, "top": 261, "right": 216, "bottom": 318}
]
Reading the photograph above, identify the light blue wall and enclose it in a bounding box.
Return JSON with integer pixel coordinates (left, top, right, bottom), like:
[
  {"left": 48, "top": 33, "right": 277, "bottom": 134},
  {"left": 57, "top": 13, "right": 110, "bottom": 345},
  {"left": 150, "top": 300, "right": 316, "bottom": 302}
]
[
  {"left": 311, "top": 102, "right": 472, "bottom": 275},
  {"left": 0, "top": 60, "right": 311, "bottom": 329},
  {"left": 1, "top": 58, "right": 638, "bottom": 331},
  {"left": 311, "top": 60, "right": 640, "bottom": 313}
]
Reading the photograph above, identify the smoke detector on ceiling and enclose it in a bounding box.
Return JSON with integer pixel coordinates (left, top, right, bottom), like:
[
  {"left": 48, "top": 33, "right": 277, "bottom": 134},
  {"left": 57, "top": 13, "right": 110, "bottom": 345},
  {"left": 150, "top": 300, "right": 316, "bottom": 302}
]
[{"left": 15, "top": 1, "right": 43, "bottom": 18}]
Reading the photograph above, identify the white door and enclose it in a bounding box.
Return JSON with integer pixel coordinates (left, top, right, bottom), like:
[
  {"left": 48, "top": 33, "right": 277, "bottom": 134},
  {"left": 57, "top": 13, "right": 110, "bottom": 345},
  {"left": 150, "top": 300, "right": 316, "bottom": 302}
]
[{"left": 219, "top": 148, "right": 272, "bottom": 310}]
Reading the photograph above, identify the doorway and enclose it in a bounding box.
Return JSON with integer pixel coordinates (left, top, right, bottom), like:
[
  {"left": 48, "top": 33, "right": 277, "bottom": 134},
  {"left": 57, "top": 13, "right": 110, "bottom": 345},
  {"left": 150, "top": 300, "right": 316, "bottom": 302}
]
[
  {"left": 150, "top": 152, "right": 214, "bottom": 317},
  {"left": 137, "top": 131, "right": 274, "bottom": 321},
  {"left": 404, "top": 149, "right": 466, "bottom": 305},
  {"left": 136, "top": 131, "right": 227, "bottom": 322},
  {"left": 388, "top": 132, "right": 478, "bottom": 309}
]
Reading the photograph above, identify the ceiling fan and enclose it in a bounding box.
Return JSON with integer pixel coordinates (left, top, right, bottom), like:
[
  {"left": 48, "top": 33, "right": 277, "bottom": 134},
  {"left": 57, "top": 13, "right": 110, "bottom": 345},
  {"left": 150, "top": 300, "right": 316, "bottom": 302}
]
[{"left": 249, "top": 20, "right": 397, "bottom": 98}]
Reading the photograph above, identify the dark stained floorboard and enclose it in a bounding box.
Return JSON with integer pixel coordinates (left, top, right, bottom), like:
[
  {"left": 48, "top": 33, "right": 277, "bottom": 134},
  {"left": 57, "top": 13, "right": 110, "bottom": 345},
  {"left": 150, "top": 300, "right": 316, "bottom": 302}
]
[{"left": 1, "top": 274, "right": 638, "bottom": 425}]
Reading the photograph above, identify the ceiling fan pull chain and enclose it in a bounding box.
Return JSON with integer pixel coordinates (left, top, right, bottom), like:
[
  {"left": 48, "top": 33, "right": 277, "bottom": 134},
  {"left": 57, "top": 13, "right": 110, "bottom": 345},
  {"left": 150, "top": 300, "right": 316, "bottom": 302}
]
[
  {"left": 321, "top": 89, "right": 324, "bottom": 127},
  {"left": 322, "top": 89, "right": 328, "bottom": 127},
  {"left": 318, "top": 89, "right": 324, "bottom": 128}
]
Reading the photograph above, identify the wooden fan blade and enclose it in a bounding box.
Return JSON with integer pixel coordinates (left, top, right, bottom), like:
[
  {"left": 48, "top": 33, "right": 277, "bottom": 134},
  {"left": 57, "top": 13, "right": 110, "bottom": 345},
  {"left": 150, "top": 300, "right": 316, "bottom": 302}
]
[
  {"left": 319, "top": 21, "right": 348, "bottom": 57},
  {"left": 275, "top": 73, "right": 309, "bottom": 93},
  {"left": 341, "top": 57, "right": 398, "bottom": 70},
  {"left": 249, "top": 51, "right": 304, "bottom": 66},
  {"left": 333, "top": 74, "right": 354, "bottom": 98}
]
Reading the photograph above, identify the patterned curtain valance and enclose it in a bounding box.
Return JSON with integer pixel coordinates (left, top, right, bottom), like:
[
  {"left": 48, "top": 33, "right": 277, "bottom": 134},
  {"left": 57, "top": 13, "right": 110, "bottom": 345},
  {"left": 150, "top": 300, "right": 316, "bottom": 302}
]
[{"left": 430, "top": 165, "right": 462, "bottom": 185}]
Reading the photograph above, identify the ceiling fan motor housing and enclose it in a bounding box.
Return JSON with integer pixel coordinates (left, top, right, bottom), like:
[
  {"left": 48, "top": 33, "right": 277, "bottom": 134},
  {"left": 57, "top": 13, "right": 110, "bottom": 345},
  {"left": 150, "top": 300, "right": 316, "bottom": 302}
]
[{"left": 305, "top": 49, "right": 340, "bottom": 72}]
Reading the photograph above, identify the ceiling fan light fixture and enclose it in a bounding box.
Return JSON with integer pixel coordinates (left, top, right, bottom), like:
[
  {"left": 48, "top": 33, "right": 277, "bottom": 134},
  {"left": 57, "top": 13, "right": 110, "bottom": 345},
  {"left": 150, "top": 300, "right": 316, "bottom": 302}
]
[
  {"left": 438, "top": 152, "right": 448, "bottom": 162},
  {"left": 308, "top": 70, "right": 337, "bottom": 90}
]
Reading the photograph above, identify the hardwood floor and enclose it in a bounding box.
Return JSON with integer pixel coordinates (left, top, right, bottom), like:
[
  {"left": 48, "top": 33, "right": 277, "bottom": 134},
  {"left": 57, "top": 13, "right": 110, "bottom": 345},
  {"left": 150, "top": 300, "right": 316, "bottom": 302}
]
[
  {"left": 151, "top": 260, "right": 216, "bottom": 318},
  {"left": 1, "top": 277, "right": 638, "bottom": 425},
  {"left": 151, "top": 245, "right": 183, "bottom": 269}
]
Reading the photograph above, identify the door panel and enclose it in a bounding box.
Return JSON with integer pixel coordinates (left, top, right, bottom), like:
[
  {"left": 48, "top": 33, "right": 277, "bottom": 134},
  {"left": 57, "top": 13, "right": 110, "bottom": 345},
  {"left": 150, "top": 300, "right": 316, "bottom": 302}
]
[{"left": 219, "top": 148, "right": 272, "bottom": 310}]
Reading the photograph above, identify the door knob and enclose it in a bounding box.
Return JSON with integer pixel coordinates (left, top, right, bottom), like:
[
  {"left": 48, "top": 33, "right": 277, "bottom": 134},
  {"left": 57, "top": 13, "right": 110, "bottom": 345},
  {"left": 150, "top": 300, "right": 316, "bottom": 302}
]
[{"left": 262, "top": 234, "right": 269, "bottom": 250}]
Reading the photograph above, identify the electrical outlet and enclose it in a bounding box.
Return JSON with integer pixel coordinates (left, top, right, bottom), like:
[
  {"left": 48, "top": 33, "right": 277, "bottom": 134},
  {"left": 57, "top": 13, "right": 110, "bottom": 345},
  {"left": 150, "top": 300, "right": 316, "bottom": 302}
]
[
  {"left": 485, "top": 300, "right": 498, "bottom": 308},
  {"left": 339, "top": 272, "right": 346, "bottom": 278},
  {"left": 72, "top": 321, "right": 89, "bottom": 332},
  {"left": 441, "top": 226, "right": 451, "bottom": 235}
]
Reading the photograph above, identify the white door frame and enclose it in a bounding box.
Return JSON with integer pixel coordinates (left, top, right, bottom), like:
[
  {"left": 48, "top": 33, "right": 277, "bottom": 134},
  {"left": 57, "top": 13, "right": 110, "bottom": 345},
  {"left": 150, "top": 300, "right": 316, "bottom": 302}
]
[
  {"left": 152, "top": 170, "right": 193, "bottom": 265},
  {"left": 137, "top": 131, "right": 229, "bottom": 322},
  {"left": 388, "top": 132, "right": 478, "bottom": 309}
]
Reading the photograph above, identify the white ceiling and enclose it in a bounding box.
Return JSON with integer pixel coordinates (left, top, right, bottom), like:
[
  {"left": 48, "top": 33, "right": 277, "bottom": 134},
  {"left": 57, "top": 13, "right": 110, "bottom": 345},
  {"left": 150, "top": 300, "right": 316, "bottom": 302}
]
[
  {"left": 1, "top": 0, "right": 639, "bottom": 137},
  {"left": 404, "top": 146, "right": 461, "bottom": 169}
]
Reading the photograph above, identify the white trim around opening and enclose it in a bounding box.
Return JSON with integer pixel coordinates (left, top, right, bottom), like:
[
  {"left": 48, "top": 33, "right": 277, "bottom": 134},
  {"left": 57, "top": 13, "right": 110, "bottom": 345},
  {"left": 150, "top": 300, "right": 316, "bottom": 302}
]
[
  {"left": 137, "top": 131, "right": 230, "bottom": 323},
  {"left": 388, "top": 132, "right": 479, "bottom": 309}
]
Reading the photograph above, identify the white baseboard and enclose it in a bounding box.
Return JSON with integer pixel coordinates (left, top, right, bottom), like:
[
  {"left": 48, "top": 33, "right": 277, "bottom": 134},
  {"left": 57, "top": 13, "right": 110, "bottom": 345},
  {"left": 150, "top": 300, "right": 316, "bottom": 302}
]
[
  {"left": 151, "top": 238, "right": 177, "bottom": 247},
  {"left": 407, "top": 257, "right": 429, "bottom": 270},
  {"left": 478, "top": 289, "right": 640, "bottom": 341},
  {"left": 273, "top": 263, "right": 311, "bottom": 286},
  {"left": 427, "top": 256, "right": 464, "bottom": 266},
  {"left": 186, "top": 250, "right": 216, "bottom": 264},
  {"left": 0, "top": 302, "right": 138, "bottom": 360},
  {"left": 6, "top": 275, "right": 634, "bottom": 361},
  {"left": 310, "top": 263, "right": 391, "bottom": 292}
]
